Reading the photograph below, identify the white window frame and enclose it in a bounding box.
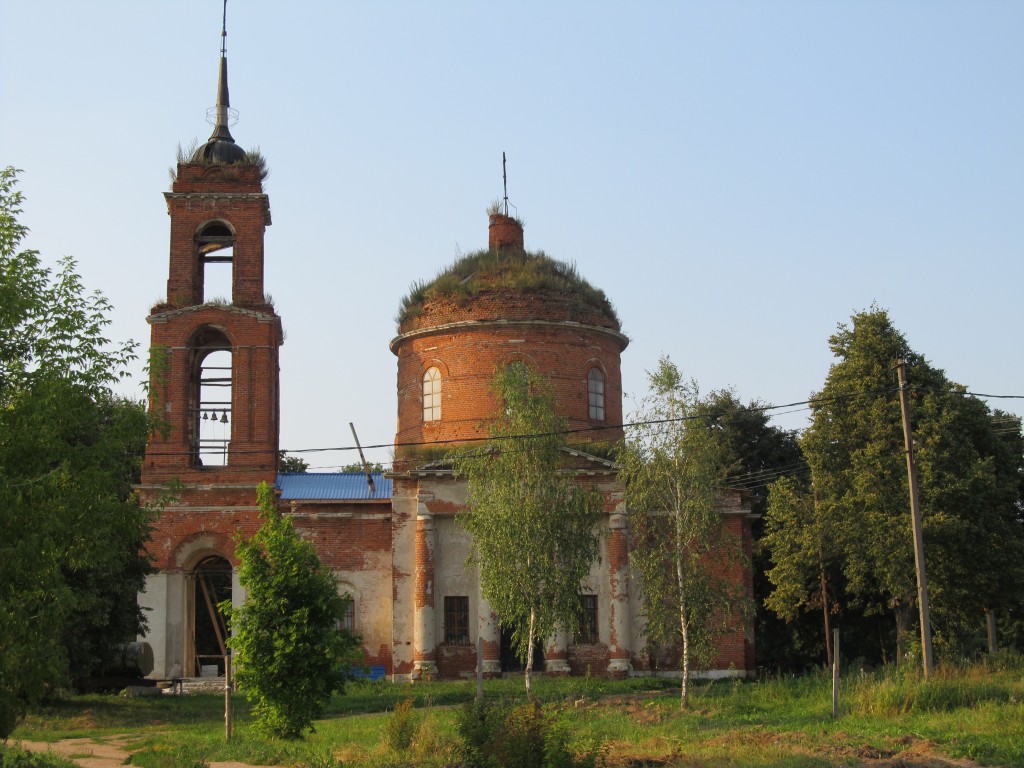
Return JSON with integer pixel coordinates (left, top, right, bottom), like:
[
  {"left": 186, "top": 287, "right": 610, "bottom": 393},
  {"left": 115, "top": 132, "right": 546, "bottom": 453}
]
[
  {"left": 423, "top": 367, "right": 442, "bottom": 422},
  {"left": 588, "top": 368, "right": 605, "bottom": 421}
]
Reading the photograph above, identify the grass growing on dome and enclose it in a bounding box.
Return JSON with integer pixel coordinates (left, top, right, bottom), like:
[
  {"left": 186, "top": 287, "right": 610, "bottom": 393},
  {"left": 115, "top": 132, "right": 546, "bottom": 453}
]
[
  {"left": 167, "top": 141, "right": 270, "bottom": 184},
  {"left": 396, "top": 248, "right": 620, "bottom": 328}
]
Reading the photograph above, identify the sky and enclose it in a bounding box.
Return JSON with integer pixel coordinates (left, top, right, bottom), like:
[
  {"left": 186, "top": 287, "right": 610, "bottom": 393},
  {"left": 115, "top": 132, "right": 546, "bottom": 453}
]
[{"left": 2, "top": 1, "right": 1021, "bottom": 470}]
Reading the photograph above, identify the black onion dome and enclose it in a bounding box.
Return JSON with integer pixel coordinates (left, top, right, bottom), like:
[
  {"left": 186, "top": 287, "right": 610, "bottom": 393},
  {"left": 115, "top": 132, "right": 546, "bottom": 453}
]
[{"left": 192, "top": 134, "right": 247, "bottom": 164}]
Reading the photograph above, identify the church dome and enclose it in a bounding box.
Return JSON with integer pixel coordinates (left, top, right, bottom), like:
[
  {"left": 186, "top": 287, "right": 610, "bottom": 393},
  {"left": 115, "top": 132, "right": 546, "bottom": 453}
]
[
  {"left": 191, "top": 132, "right": 247, "bottom": 165},
  {"left": 392, "top": 212, "right": 627, "bottom": 459}
]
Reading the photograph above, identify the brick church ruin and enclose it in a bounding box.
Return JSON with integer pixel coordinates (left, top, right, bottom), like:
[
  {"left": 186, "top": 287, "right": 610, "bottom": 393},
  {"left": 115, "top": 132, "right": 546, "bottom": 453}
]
[{"left": 136, "top": 30, "right": 756, "bottom": 682}]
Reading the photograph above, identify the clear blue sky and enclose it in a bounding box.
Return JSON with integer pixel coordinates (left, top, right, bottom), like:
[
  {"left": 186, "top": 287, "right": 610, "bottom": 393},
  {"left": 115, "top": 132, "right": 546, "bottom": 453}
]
[{"left": 2, "top": 1, "right": 1021, "bottom": 469}]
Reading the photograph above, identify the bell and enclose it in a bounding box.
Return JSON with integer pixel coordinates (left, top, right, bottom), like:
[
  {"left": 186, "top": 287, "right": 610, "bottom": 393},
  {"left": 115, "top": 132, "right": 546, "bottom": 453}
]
[
  {"left": 202, "top": 411, "right": 209, "bottom": 421},
  {"left": 221, "top": 411, "right": 229, "bottom": 424}
]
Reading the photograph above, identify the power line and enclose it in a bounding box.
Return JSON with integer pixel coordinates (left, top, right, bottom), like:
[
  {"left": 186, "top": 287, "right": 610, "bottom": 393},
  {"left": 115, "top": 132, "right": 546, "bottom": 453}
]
[{"left": 137, "top": 385, "right": 1024, "bottom": 460}]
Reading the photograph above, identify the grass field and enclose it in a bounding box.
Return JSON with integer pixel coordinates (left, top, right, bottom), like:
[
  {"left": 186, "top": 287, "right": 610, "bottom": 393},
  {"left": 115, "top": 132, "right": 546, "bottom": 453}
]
[{"left": 8, "top": 662, "right": 1024, "bottom": 767}]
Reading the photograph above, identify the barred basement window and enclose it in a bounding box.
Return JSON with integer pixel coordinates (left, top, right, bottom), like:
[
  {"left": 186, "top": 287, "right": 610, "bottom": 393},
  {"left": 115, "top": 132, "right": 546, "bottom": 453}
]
[
  {"left": 588, "top": 368, "right": 605, "bottom": 421},
  {"left": 444, "top": 596, "right": 470, "bottom": 645},
  {"left": 423, "top": 367, "right": 442, "bottom": 422},
  {"left": 577, "top": 594, "right": 598, "bottom": 645}
]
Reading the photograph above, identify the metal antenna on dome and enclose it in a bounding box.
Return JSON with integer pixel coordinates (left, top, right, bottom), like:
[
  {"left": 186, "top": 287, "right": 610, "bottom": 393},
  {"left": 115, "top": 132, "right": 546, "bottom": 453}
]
[{"left": 502, "top": 152, "right": 509, "bottom": 217}]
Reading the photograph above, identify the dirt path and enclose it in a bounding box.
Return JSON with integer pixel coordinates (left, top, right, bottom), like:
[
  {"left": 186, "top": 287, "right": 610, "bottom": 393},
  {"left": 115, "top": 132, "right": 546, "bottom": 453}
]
[{"left": 15, "top": 737, "right": 278, "bottom": 768}]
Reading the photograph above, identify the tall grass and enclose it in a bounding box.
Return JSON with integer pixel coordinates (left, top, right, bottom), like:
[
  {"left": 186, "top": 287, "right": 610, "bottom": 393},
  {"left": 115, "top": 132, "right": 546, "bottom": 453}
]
[
  {"left": 395, "top": 248, "right": 620, "bottom": 328},
  {"left": 851, "top": 663, "right": 1024, "bottom": 715},
  {"left": 11, "top": 662, "right": 1024, "bottom": 768}
]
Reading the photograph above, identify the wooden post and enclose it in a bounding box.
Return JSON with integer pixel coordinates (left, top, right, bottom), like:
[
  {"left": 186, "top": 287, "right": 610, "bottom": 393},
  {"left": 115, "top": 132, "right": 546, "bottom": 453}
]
[
  {"left": 225, "top": 654, "right": 232, "bottom": 741},
  {"left": 831, "top": 628, "right": 840, "bottom": 719},
  {"left": 895, "top": 358, "right": 935, "bottom": 679},
  {"left": 476, "top": 636, "right": 484, "bottom": 701}
]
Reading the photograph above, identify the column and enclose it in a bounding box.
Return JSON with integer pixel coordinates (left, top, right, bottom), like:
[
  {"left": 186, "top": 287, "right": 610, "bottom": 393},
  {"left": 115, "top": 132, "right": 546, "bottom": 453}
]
[
  {"left": 413, "top": 503, "right": 437, "bottom": 679},
  {"left": 607, "top": 511, "right": 631, "bottom": 678},
  {"left": 545, "top": 627, "right": 571, "bottom": 676}
]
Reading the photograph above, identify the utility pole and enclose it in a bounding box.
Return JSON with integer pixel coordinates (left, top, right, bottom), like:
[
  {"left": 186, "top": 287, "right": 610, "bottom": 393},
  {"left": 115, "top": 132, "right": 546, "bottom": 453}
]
[{"left": 895, "top": 358, "right": 935, "bottom": 679}]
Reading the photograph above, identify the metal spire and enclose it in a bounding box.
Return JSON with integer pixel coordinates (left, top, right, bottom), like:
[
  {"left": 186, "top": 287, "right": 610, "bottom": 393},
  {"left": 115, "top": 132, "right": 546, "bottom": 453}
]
[
  {"left": 210, "top": 0, "right": 234, "bottom": 142},
  {"left": 192, "top": 0, "right": 245, "bottom": 163}
]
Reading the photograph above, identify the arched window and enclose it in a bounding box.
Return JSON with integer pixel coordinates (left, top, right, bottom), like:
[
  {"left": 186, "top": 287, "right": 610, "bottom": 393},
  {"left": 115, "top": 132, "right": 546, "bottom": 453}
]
[
  {"left": 423, "top": 367, "right": 442, "bottom": 422},
  {"left": 588, "top": 368, "right": 605, "bottom": 421}
]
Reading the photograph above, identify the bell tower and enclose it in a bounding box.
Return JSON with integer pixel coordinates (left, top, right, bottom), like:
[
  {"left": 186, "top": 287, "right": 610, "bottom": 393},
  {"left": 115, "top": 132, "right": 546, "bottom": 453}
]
[
  {"left": 138, "top": 6, "right": 282, "bottom": 678},
  {"left": 142, "top": 27, "right": 280, "bottom": 485}
]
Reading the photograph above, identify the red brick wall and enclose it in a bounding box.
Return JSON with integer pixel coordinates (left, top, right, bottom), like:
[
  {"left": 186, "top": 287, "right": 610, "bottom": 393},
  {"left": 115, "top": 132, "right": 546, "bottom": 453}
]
[
  {"left": 568, "top": 644, "right": 610, "bottom": 677},
  {"left": 164, "top": 163, "right": 270, "bottom": 309},
  {"left": 436, "top": 644, "right": 477, "bottom": 678},
  {"left": 142, "top": 159, "right": 281, "bottom": 489},
  {"left": 393, "top": 319, "right": 626, "bottom": 456}
]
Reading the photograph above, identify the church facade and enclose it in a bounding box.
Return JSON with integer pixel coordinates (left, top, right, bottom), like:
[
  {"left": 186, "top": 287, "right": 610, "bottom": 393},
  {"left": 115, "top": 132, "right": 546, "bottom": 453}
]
[{"left": 136, "top": 44, "right": 756, "bottom": 682}]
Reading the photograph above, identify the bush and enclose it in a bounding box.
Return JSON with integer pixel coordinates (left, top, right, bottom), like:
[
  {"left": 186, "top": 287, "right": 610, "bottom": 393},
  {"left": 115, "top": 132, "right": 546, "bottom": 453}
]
[
  {"left": 455, "top": 698, "right": 605, "bottom": 768},
  {"left": 385, "top": 697, "right": 420, "bottom": 752}
]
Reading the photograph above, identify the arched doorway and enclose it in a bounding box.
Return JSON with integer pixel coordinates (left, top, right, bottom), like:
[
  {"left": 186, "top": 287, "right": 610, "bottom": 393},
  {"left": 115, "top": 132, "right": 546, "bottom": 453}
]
[{"left": 190, "top": 555, "right": 232, "bottom": 676}]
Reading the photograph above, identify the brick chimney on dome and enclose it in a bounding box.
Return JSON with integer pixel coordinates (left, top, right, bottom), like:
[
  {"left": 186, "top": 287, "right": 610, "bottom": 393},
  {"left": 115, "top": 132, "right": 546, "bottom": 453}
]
[{"left": 488, "top": 213, "right": 524, "bottom": 251}]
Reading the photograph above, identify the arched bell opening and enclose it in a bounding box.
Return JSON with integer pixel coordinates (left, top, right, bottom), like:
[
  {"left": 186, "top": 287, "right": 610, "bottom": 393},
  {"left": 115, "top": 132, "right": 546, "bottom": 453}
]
[{"left": 187, "top": 326, "right": 233, "bottom": 467}]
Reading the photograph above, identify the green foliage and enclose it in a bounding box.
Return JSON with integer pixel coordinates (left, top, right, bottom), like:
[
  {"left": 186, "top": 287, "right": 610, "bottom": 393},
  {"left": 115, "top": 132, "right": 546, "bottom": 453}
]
[
  {"left": 686, "top": 390, "right": 815, "bottom": 672},
  {"left": 396, "top": 247, "right": 619, "bottom": 328},
  {"left": 14, "top": 664, "right": 1024, "bottom": 767},
  {"left": 618, "top": 356, "right": 747, "bottom": 707},
  {"left": 796, "top": 307, "right": 1024, "bottom": 662},
  {"left": 384, "top": 697, "right": 420, "bottom": 752},
  {"left": 0, "top": 746, "right": 78, "bottom": 768},
  {"left": 455, "top": 699, "right": 605, "bottom": 768},
  {"left": 0, "top": 167, "right": 153, "bottom": 738},
  {"left": 278, "top": 451, "right": 310, "bottom": 473},
  {"left": 852, "top": 665, "right": 1022, "bottom": 715},
  {"left": 763, "top": 478, "right": 824, "bottom": 623},
  {"left": 452, "top": 363, "right": 603, "bottom": 694},
  {"left": 225, "top": 482, "right": 363, "bottom": 739},
  {"left": 338, "top": 460, "right": 384, "bottom": 473}
]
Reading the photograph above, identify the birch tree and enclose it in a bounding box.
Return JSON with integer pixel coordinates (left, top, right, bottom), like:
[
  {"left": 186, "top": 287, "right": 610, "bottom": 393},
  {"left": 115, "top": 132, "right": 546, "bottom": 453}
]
[
  {"left": 453, "top": 362, "right": 602, "bottom": 696},
  {"left": 619, "top": 356, "right": 743, "bottom": 708}
]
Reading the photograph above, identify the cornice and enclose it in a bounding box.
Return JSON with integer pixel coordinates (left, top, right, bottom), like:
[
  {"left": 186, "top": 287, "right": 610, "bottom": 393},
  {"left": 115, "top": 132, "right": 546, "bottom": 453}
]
[{"left": 390, "top": 318, "right": 630, "bottom": 355}]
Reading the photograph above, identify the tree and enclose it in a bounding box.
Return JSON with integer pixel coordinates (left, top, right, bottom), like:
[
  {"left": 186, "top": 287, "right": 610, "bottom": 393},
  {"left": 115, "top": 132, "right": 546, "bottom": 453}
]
[
  {"left": 225, "top": 482, "right": 361, "bottom": 738},
  {"left": 694, "top": 390, "right": 805, "bottom": 508},
  {"left": 798, "top": 307, "right": 1024, "bottom": 662},
  {"left": 1, "top": 167, "right": 150, "bottom": 737},
  {"left": 763, "top": 476, "right": 841, "bottom": 667},
  {"left": 618, "top": 356, "right": 745, "bottom": 708},
  {"left": 338, "top": 460, "right": 384, "bottom": 473},
  {"left": 278, "top": 451, "right": 309, "bottom": 473},
  {"left": 693, "top": 390, "right": 822, "bottom": 670},
  {"left": 453, "top": 362, "right": 603, "bottom": 696}
]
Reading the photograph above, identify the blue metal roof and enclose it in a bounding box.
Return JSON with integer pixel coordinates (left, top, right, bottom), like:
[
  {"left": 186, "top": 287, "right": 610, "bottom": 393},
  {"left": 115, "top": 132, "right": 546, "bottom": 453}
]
[{"left": 275, "top": 472, "right": 392, "bottom": 501}]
